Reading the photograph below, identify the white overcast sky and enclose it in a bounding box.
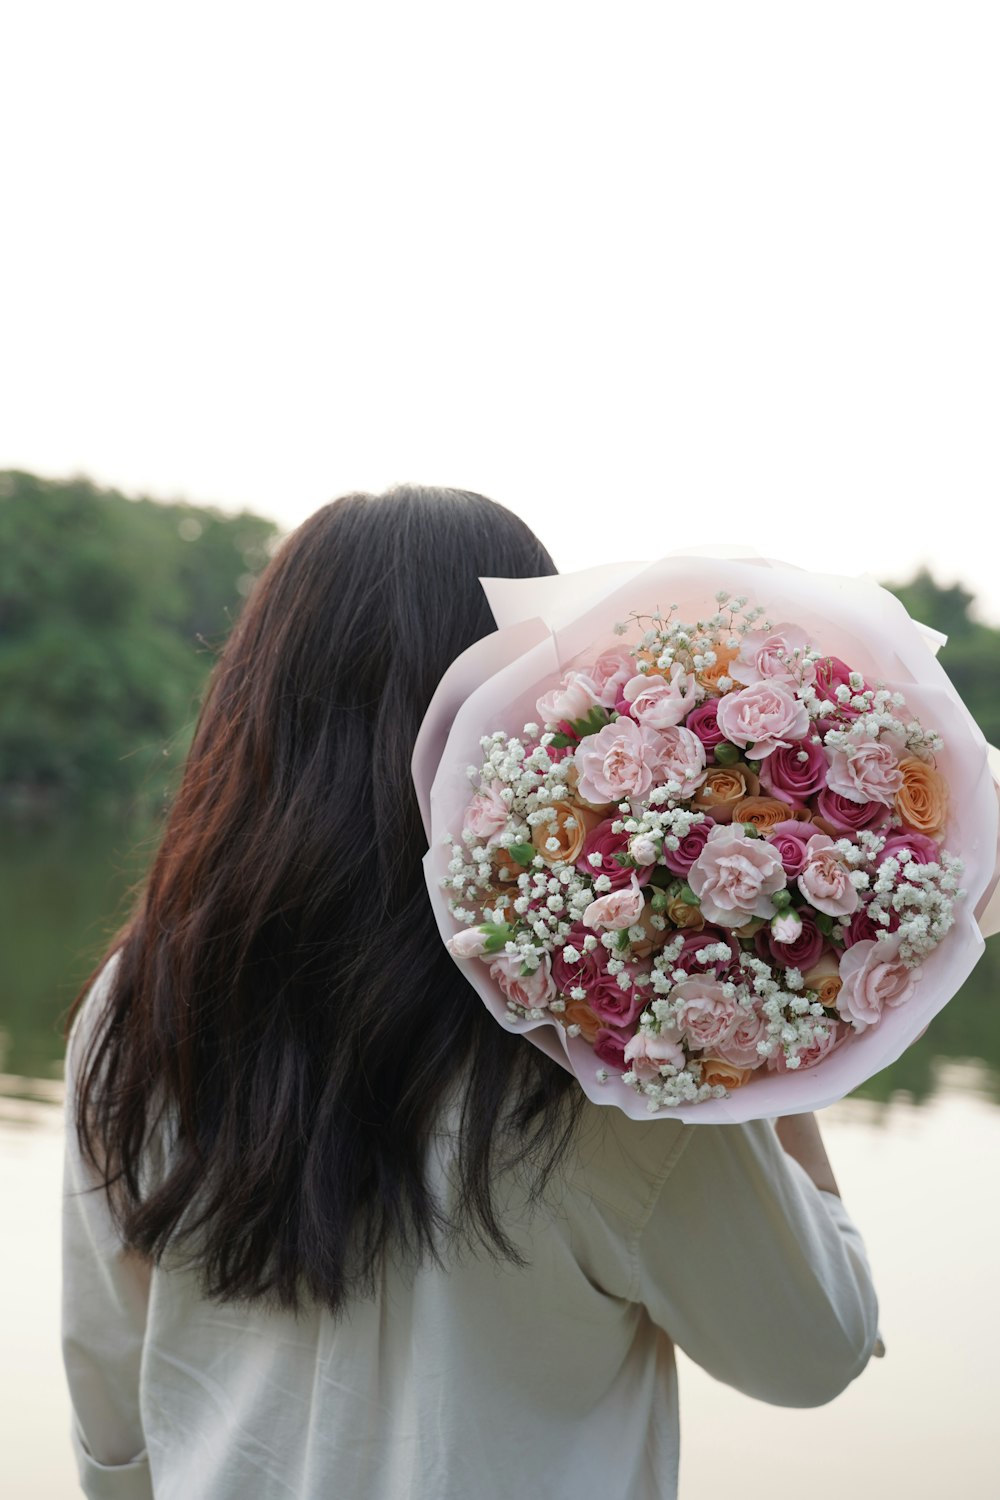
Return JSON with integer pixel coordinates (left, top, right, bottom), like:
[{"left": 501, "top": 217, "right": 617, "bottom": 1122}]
[{"left": 2, "top": 3, "right": 998, "bottom": 619}]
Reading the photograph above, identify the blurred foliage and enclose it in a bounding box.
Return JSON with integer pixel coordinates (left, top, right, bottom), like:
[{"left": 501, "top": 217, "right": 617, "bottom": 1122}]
[
  {"left": 0, "top": 471, "right": 279, "bottom": 810},
  {"left": 882, "top": 567, "right": 1000, "bottom": 745}
]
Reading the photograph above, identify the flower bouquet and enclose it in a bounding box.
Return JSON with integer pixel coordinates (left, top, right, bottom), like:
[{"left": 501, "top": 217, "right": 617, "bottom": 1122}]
[{"left": 412, "top": 552, "right": 1000, "bottom": 1122}]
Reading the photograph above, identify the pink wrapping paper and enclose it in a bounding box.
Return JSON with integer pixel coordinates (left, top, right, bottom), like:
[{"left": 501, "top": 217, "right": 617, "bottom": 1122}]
[{"left": 412, "top": 550, "right": 1000, "bottom": 1124}]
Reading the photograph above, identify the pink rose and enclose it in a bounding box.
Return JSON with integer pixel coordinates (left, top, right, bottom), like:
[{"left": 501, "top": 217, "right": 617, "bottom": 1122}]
[
  {"left": 687, "top": 824, "right": 788, "bottom": 926},
  {"left": 877, "top": 830, "right": 942, "bottom": 869},
  {"left": 685, "top": 698, "right": 726, "bottom": 756},
  {"left": 768, "top": 1019, "right": 848, "bottom": 1072},
  {"left": 714, "top": 1002, "right": 769, "bottom": 1069},
  {"left": 655, "top": 725, "right": 709, "bottom": 798},
  {"left": 670, "top": 978, "right": 740, "bottom": 1052},
  {"left": 662, "top": 818, "right": 713, "bottom": 877},
  {"left": 715, "top": 682, "right": 811, "bottom": 760},
  {"left": 446, "top": 927, "right": 491, "bottom": 958},
  {"left": 755, "top": 910, "right": 825, "bottom": 972},
  {"left": 583, "top": 874, "right": 646, "bottom": 932},
  {"left": 622, "top": 664, "right": 699, "bottom": 729},
  {"left": 576, "top": 650, "right": 636, "bottom": 709},
  {"left": 797, "top": 834, "right": 860, "bottom": 918},
  {"left": 825, "top": 738, "right": 904, "bottom": 807},
  {"left": 813, "top": 787, "right": 892, "bottom": 835},
  {"left": 536, "top": 671, "right": 599, "bottom": 725},
  {"left": 576, "top": 818, "right": 652, "bottom": 891},
  {"left": 836, "top": 935, "right": 918, "bottom": 1031},
  {"left": 488, "top": 953, "right": 556, "bottom": 1011},
  {"left": 463, "top": 779, "right": 510, "bottom": 849},
  {"left": 624, "top": 1028, "right": 687, "bottom": 1079},
  {"left": 574, "top": 717, "right": 673, "bottom": 807},
  {"left": 730, "top": 625, "right": 818, "bottom": 689},
  {"left": 764, "top": 820, "right": 814, "bottom": 877},
  {"left": 758, "top": 739, "right": 829, "bottom": 807}
]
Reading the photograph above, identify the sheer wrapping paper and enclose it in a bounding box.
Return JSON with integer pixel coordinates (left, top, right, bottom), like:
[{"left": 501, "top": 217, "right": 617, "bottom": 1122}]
[{"left": 412, "top": 551, "right": 1000, "bottom": 1123}]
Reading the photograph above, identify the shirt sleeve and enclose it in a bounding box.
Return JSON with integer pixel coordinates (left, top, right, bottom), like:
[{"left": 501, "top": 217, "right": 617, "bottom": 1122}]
[
  {"left": 634, "top": 1116, "right": 881, "bottom": 1408},
  {"left": 61, "top": 959, "right": 154, "bottom": 1500}
]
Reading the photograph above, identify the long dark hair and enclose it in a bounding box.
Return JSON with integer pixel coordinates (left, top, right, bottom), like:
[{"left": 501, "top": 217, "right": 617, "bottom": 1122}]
[{"left": 69, "top": 486, "right": 584, "bottom": 1314}]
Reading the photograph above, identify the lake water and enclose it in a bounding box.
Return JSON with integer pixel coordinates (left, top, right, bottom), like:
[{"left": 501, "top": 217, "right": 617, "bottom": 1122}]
[{"left": 3, "top": 815, "right": 999, "bottom": 1498}]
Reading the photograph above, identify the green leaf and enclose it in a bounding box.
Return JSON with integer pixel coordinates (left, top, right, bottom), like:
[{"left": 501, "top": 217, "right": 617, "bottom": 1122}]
[
  {"left": 481, "top": 921, "right": 514, "bottom": 953},
  {"left": 548, "top": 732, "right": 576, "bottom": 748},
  {"left": 506, "top": 843, "right": 535, "bottom": 866},
  {"left": 713, "top": 742, "right": 741, "bottom": 766}
]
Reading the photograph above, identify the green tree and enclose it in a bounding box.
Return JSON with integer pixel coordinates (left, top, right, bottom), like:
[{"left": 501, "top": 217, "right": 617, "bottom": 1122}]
[{"left": 0, "top": 471, "right": 279, "bottom": 808}]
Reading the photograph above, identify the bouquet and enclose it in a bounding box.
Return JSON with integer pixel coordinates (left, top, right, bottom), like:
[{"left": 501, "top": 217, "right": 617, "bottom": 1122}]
[{"left": 413, "top": 553, "right": 1000, "bottom": 1122}]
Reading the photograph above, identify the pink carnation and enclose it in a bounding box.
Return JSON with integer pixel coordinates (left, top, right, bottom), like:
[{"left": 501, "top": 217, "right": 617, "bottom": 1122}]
[
  {"left": 583, "top": 874, "right": 646, "bottom": 932},
  {"left": 715, "top": 682, "right": 811, "bottom": 760},
  {"left": 656, "top": 725, "right": 709, "bottom": 798},
  {"left": 797, "top": 834, "right": 860, "bottom": 918},
  {"left": 573, "top": 717, "right": 673, "bottom": 806},
  {"left": 536, "top": 671, "right": 599, "bottom": 725},
  {"left": 576, "top": 650, "right": 636, "bottom": 709},
  {"left": 768, "top": 1020, "right": 848, "bottom": 1072},
  {"left": 624, "top": 1029, "right": 687, "bottom": 1079},
  {"left": 622, "top": 664, "right": 698, "bottom": 729},
  {"left": 687, "top": 824, "right": 787, "bottom": 926},
  {"left": 714, "top": 1003, "right": 769, "bottom": 1069},
  {"left": 730, "top": 625, "right": 818, "bottom": 689},
  {"left": 825, "top": 737, "right": 904, "bottom": 807},
  {"left": 463, "top": 779, "right": 510, "bottom": 849},
  {"left": 670, "top": 978, "right": 740, "bottom": 1052},
  {"left": 836, "top": 934, "right": 919, "bottom": 1031},
  {"left": 488, "top": 953, "right": 556, "bottom": 1011}
]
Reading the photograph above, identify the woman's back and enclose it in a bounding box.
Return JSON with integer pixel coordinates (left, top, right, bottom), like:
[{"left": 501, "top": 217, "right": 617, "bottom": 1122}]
[{"left": 63, "top": 962, "right": 878, "bottom": 1500}]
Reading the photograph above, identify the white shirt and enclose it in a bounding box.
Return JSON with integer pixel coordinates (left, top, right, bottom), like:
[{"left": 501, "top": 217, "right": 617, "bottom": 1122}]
[{"left": 62, "top": 961, "right": 880, "bottom": 1500}]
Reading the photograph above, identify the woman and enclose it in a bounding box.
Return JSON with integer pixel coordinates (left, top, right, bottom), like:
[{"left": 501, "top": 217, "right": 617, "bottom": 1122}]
[{"left": 62, "top": 485, "right": 880, "bottom": 1500}]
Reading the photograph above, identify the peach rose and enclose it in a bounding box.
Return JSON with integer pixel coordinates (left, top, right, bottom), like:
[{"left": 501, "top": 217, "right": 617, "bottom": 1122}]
[
  {"left": 894, "top": 756, "right": 948, "bottom": 838},
  {"left": 561, "top": 998, "right": 602, "bottom": 1043},
  {"left": 691, "top": 764, "right": 761, "bottom": 823},
  {"left": 700, "top": 1057, "right": 752, "bottom": 1089},
  {"left": 532, "top": 800, "right": 604, "bottom": 865},
  {"left": 664, "top": 892, "right": 706, "bottom": 931},
  {"left": 802, "top": 951, "right": 843, "bottom": 1009},
  {"left": 696, "top": 642, "right": 740, "bottom": 693},
  {"left": 730, "top": 795, "right": 796, "bottom": 832}
]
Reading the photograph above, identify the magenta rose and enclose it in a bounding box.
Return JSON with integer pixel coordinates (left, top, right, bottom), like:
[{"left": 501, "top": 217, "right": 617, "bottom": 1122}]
[
  {"left": 593, "top": 1026, "right": 632, "bottom": 1072},
  {"left": 759, "top": 739, "right": 829, "bottom": 806},
  {"left": 825, "top": 737, "right": 904, "bottom": 806},
  {"left": 684, "top": 698, "right": 726, "bottom": 756},
  {"left": 587, "top": 976, "right": 645, "bottom": 1029},
  {"left": 836, "top": 934, "right": 919, "bottom": 1031},
  {"left": 715, "top": 681, "right": 811, "bottom": 760},
  {"left": 844, "top": 906, "right": 899, "bottom": 947},
  {"left": 765, "top": 820, "right": 814, "bottom": 876},
  {"left": 670, "top": 978, "right": 740, "bottom": 1052},
  {"left": 687, "top": 824, "right": 787, "bottom": 926},
  {"left": 755, "top": 911, "right": 825, "bottom": 972},
  {"left": 576, "top": 819, "right": 652, "bottom": 890},
  {"left": 813, "top": 787, "right": 892, "bottom": 835},
  {"left": 552, "top": 924, "right": 610, "bottom": 994},
  {"left": 768, "top": 1019, "right": 849, "bottom": 1072},
  {"left": 814, "top": 656, "right": 865, "bottom": 714},
  {"left": 669, "top": 926, "right": 740, "bottom": 978},
  {"left": 574, "top": 717, "right": 674, "bottom": 806},
  {"left": 877, "top": 830, "right": 942, "bottom": 869},
  {"left": 662, "top": 818, "right": 713, "bottom": 876}
]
